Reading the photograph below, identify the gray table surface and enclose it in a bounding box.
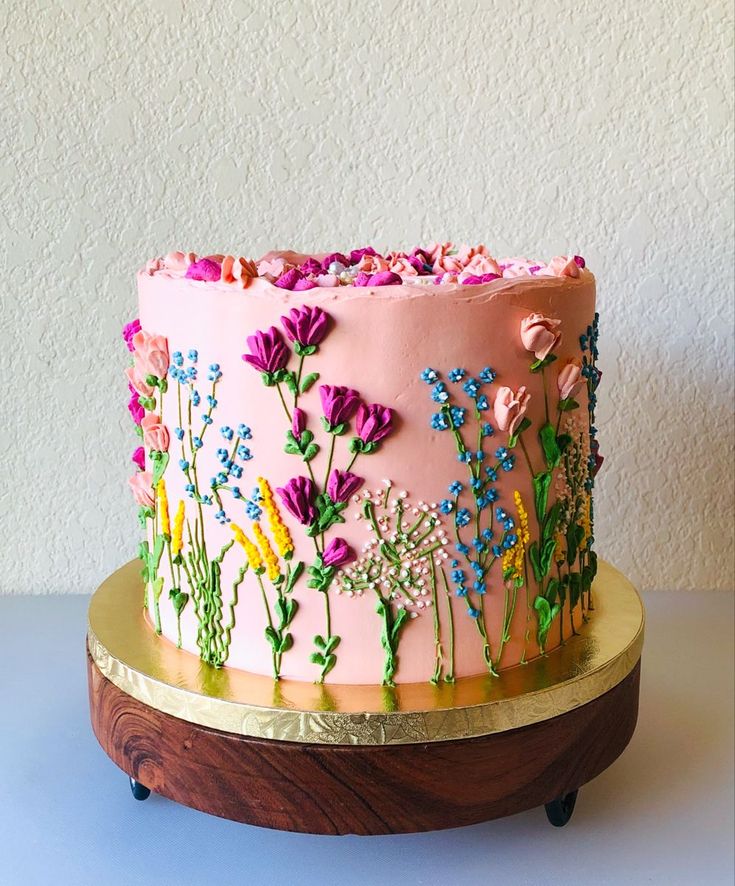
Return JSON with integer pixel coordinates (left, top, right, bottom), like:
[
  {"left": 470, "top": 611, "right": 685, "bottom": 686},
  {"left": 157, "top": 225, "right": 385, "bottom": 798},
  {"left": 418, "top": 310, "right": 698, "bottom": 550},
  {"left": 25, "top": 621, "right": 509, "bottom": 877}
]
[{"left": 0, "top": 589, "right": 732, "bottom": 886}]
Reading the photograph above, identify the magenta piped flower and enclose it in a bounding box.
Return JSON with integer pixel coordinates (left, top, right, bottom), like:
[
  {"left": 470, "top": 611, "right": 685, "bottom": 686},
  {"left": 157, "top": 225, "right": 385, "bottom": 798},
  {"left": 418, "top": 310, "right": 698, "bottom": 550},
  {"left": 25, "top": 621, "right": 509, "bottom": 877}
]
[
  {"left": 242, "top": 327, "right": 290, "bottom": 374},
  {"left": 322, "top": 537, "right": 356, "bottom": 569},
  {"left": 292, "top": 407, "right": 307, "bottom": 442},
  {"left": 293, "top": 277, "right": 317, "bottom": 291},
  {"left": 320, "top": 385, "right": 361, "bottom": 430},
  {"left": 349, "top": 246, "right": 377, "bottom": 265},
  {"left": 122, "top": 318, "right": 141, "bottom": 352},
  {"left": 353, "top": 271, "right": 372, "bottom": 288},
  {"left": 131, "top": 446, "right": 145, "bottom": 471},
  {"left": 276, "top": 476, "right": 317, "bottom": 526},
  {"left": 574, "top": 255, "right": 586, "bottom": 268},
  {"left": 368, "top": 270, "right": 402, "bottom": 287},
  {"left": 321, "top": 252, "right": 349, "bottom": 271},
  {"left": 355, "top": 402, "right": 394, "bottom": 445},
  {"left": 327, "top": 469, "right": 364, "bottom": 503},
  {"left": 300, "top": 257, "right": 324, "bottom": 276},
  {"left": 274, "top": 268, "right": 304, "bottom": 290},
  {"left": 280, "top": 305, "right": 329, "bottom": 349},
  {"left": 128, "top": 384, "right": 144, "bottom": 425},
  {"left": 186, "top": 258, "right": 221, "bottom": 281}
]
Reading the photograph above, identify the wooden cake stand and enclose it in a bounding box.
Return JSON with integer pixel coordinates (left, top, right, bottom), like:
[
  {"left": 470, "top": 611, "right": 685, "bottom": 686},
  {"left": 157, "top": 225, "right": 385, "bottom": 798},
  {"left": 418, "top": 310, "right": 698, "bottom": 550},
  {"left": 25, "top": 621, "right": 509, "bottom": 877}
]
[{"left": 87, "top": 560, "right": 643, "bottom": 834}]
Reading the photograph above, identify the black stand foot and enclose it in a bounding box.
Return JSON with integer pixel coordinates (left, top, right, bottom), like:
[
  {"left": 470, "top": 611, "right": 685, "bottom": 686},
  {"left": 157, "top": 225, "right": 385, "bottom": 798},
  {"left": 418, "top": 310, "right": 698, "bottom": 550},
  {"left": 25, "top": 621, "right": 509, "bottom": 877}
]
[
  {"left": 129, "top": 777, "right": 151, "bottom": 801},
  {"left": 544, "top": 789, "right": 578, "bottom": 826}
]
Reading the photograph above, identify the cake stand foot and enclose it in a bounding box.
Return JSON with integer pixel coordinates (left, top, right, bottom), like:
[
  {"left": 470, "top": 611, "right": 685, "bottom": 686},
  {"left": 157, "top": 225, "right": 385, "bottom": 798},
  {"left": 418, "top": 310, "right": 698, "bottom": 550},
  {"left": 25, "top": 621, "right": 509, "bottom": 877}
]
[
  {"left": 129, "top": 777, "right": 151, "bottom": 801},
  {"left": 544, "top": 789, "right": 578, "bottom": 827}
]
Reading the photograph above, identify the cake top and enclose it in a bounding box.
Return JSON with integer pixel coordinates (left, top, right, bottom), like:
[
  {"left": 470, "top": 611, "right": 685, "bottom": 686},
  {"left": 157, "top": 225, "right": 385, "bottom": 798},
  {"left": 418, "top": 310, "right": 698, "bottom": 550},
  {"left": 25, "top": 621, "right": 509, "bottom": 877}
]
[{"left": 141, "top": 244, "right": 587, "bottom": 292}]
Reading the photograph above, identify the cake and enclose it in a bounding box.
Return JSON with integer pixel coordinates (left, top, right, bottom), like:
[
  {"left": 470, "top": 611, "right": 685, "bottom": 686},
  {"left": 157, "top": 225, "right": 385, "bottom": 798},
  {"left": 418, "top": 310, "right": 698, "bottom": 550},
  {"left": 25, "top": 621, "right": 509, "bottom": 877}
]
[{"left": 124, "top": 244, "right": 601, "bottom": 686}]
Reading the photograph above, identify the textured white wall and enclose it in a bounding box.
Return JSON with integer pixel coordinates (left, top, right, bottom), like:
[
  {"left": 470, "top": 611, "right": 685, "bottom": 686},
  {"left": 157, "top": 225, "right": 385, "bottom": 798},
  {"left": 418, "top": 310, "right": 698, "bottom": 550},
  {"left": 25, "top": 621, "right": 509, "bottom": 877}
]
[{"left": 2, "top": 0, "right": 733, "bottom": 594}]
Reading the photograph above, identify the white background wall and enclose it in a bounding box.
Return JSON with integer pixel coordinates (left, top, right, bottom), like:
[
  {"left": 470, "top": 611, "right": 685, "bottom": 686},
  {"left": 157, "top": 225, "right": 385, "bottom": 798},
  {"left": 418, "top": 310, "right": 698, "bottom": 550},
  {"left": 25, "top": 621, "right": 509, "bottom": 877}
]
[{"left": 2, "top": 0, "right": 733, "bottom": 594}]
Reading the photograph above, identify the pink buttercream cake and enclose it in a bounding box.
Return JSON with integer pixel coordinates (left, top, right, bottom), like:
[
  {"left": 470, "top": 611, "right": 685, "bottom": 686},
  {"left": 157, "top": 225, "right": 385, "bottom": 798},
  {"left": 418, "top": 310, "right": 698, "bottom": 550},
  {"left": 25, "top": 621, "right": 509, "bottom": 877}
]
[{"left": 125, "top": 243, "right": 601, "bottom": 686}]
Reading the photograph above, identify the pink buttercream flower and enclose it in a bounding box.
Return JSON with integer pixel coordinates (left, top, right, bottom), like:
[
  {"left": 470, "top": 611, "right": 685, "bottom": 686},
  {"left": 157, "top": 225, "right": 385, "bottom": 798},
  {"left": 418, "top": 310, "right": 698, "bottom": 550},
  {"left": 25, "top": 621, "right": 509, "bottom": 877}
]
[
  {"left": 545, "top": 255, "right": 580, "bottom": 278},
  {"left": 132, "top": 330, "right": 169, "bottom": 380},
  {"left": 557, "top": 361, "right": 584, "bottom": 400},
  {"left": 388, "top": 255, "right": 420, "bottom": 276},
  {"left": 432, "top": 253, "right": 464, "bottom": 274},
  {"left": 320, "top": 385, "right": 361, "bottom": 428},
  {"left": 356, "top": 253, "right": 390, "bottom": 274},
  {"left": 292, "top": 407, "right": 307, "bottom": 442},
  {"left": 355, "top": 402, "right": 394, "bottom": 445},
  {"left": 520, "top": 313, "right": 562, "bottom": 360},
  {"left": 125, "top": 365, "right": 154, "bottom": 398},
  {"left": 494, "top": 386, "right": 531, "bottom": 435},
  {"left": 456, "top": 243, "right": 490, "bottom": 264},
  {"left": 257, "top": 257, "right": 292, "bottom": 280},
  {"left": 242, "top": 327, "right": 290, "bottom": 374},
  {"left": 274, "top": 268, "right": 304, "bottom": 290},
  {"left": 463, "top": 253, "right": 501, "bottom": 276},
  {"left": 426, "top": 241, "right": 453, "bottom": 263},
  {"left": 132, "top": 446, "right": 145, "bottom": 472},
  {"left": 122, "top": 319, "right": 141, "bottom": 352},
  {"left": 280, "top": 305, "right": 330, "bottom": 347},
  {"left": 276, "top": 476, "right": 317, "bottom": 526},
  {"left": 322, "top": 537, "right": 356, "bottom": 568},
  {"left": 327, "top": 469, "right": 364, "bottom": 503},
  {"left": 185, "top": 258, "right": 222, "bottom": 281},
  {"left": 129, "top": 471, "right": 154, "bottom": 508},
  {"left": 141, "top": 413, "right": 170, "bottom": 452},
  {"left": 221, "top": 255, "right": 258, "bottom": 288}
]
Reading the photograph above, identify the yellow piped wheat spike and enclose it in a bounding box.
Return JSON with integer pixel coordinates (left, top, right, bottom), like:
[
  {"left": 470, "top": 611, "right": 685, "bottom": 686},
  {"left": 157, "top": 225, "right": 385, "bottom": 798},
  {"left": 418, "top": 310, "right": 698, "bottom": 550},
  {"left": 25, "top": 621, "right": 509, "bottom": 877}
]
[
  {"left": 231, "top": 523, "right": 264, "bottom": 573},
  {"left": 171, "top": 501, "right": 185, "bottom": 556},
  {"left": 579, "top": 493, "right": 592, "bottom": 551},
  {"left": 253, "top": 522, "right": 280, "bottom": 582},
  {"left": 157, "top": 479, "right": 170, "bottom": 537},
  {"left": 258, "top": 477, "right": 294, "bottom": 558}
]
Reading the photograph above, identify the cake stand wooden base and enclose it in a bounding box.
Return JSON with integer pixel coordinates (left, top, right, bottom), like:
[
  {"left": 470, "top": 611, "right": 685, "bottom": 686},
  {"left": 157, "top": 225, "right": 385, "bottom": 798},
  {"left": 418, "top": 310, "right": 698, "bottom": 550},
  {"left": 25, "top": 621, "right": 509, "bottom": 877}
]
[{"left": 87, "top": 653, "right": 640, "bottom": 835}]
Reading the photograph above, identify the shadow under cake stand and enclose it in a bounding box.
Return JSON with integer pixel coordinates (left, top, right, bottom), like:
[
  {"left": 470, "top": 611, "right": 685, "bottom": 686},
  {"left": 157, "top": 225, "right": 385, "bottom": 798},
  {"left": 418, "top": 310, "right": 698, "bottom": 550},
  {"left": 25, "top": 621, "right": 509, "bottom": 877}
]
[{"left": 87, "top": 560, "right": 644, "bottom": 835}]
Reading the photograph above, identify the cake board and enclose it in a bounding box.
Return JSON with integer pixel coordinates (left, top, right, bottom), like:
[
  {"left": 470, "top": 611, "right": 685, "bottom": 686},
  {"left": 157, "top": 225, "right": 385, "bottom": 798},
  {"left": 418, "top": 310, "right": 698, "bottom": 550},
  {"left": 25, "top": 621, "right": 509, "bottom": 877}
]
[{"left": 87, "top": 559, "right": 644, "bottom": 835}]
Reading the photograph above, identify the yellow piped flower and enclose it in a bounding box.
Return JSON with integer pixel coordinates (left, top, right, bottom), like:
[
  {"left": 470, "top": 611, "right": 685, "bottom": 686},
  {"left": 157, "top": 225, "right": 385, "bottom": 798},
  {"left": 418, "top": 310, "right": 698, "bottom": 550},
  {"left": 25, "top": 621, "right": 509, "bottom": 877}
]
[
  {"left": 258, "top": 476, "right": 294, "bottom": 559},
  {"left": 171, "top": 501, "right": 185, "bottom": 556},
  {"left": 231, "top": 523, "right": 263, "bottom": 573},
  {"left": 503, "top": 491, "right": 530, "bottom": 581},
  {"left": 253, "top": 522, "right": 280, "bottom": 583},
  {"left": 579, "top": 493, "right": 592, "bottom": 551},
  {"left": 157, "top": 479, "right": 170, "bottom": 537}
]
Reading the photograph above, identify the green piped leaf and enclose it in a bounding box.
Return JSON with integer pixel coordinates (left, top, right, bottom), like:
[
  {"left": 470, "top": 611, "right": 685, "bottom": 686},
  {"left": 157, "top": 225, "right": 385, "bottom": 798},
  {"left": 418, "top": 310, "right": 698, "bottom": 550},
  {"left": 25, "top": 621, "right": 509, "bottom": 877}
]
[
  {"left": 539, "top": 423, "right": 561, "bottom": 469},
  {"left": 300, "top": 371, "right": 320, "bottom": 393},
  {"left": 507, "top": 417, "right": 532, "bottom": 449},
  {"left": 532, "top": 471, "right": 552, "bottom": 521},
  {"left": 558, "top": 398, "right": 580, "bottom": 412},
  {"left": 529, "top": 354, "right": 558, "bottom": 373},
  {"left": 151, "top": 450, "right": 170, "bottom": 485}
]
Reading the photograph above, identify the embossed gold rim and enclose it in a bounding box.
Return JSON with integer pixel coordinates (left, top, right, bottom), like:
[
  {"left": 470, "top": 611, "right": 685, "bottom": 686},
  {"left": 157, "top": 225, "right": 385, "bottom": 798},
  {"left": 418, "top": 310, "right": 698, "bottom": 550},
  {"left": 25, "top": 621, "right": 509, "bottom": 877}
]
[{"left": 87, "top": 559, "right": 643, "bottom": 745}]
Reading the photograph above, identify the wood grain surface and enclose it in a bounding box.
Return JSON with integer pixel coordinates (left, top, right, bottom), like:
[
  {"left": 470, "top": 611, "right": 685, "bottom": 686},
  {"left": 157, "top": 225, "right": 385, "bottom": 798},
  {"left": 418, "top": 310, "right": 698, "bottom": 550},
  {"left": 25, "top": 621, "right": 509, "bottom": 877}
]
[{"left": 88, "top": 652, "right": 640, "bottom": 834}]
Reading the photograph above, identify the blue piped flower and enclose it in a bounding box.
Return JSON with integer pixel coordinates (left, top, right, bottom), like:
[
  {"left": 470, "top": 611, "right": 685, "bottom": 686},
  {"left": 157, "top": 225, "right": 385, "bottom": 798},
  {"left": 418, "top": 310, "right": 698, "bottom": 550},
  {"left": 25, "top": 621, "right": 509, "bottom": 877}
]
[
  {"left": 462, "top": 377, "right": 480, "bottom": 398},
  {"left": 174, "top": 427, "right": 184, "bottom": 441},
  {"left": 216, "top": 448, "right": 228, "bottom": 463},
  {"left": 449, "top": 481, "right": 463, "bottom": 495},
  {"left": 237, "top": 445, "right": 252, "bottom": 461},
  {"left": 220, "top": 426, "right": 234, "bottom": 441},
  {"left": 230, "top": 465, "right": 243, "bottom": 480},
  {"left": 431, "top": 382, "right": 449, "bottom": 403},
  {"left": 216, "top": 472, "right": 228, "bottom": 485},
  {"left": 473, "top": 581, "right": 486, "bottom": 595},
  {"left": 495, "top": 447, "right": 509, "bottom": 460},
  {"left": 479, "top": 366, "right": 496, "bottom": 384},
  {"left": 439, "top": 499, "right": 454, "bottom": 514},
  {"left": 455, "top": 508, "right": 471, "bottom": 528},
  {"left": 448, "top": 368, "right": 466, "bottom": 382},
  {"left": 201, "top": 414, "right": 213, "bottom": 426},
  {"left": 192, "top": 436, "right": 203, "bottom": 449},
  {"left": 455, "top": 542, "right": 470, "bottom": 555},
  {"left": 179, "top": 459, "right": 189, "bottom": 471},
  {"left": 420, "top": 368, "right": 439, "bottom": 383},
  {"left": 451, "top": 569, "right": 465, "bottom": 584},
  {"left": 207, "top": 395, "right": 217, "bottom": 408},
  {"left": 455, "top": 586, "right": 468, "bottom": 598},
  {"left": 246, "top": 500, "right": 262, "bottom": 520},
  {"left": 501, "top": 456, "right": 515, "bottom": 472},
  {"left": 476, "top": 395, "right": 489, "bottom": 411},
  {"left": 431, "top": 412, "right": 449, "bottom": 431},
  {"left": 237, "top": 423, "right": 252, "bottom": 440},
  {"left": 172, "top": 351, "right": 183, "bottom": 367},
  {"left": 187, "top": 366, "right": 198, "bottom": 381},
  {"left": 467, "top": 607, "right": 480, "bottom": 619},
  {"left": 187, "top": 349, "right": 198, "bottom": 363},
  {"left": 481, "top": 422, "right": 494, "bottom": 437},
  {"left": 191, "top": 390, "right": 201, "bottom": 407},
  {"left": 485, "top": 467, "right": 498, "bottom": 481},
  {"left": 457, "top": 451, "right": 472, "bottom": 463},
  {"left": 232, "top": 487, "right": 241, "bottom": 499},
  {"left": 486, "top": 488, "right": 499, "bottom": 503},
  {"left": 450, "top": 406, "right": 466, "bottom": 428}
]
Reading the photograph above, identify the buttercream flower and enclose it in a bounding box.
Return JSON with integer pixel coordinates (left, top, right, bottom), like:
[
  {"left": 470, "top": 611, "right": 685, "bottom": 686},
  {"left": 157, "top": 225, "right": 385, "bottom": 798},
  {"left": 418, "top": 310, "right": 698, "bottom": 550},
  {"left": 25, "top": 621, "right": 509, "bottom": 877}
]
[
  {"left": 321, "top": 252, "right": 350, "bottom": 271},
  {"left": 128, "top": 471, "right": 154, "bottom": 508},
  {"left": 353, "top": 271, "right": 372, "bottom": 288},
  {"left": 221, "top": 255, "right": 257, "bottom": 288},
  {"left": 280, "top": 305, "right": 329, "bottom": 347},
  {"left": 132, "top": 446, "right": 145, "bottom": 471},
  {"left": 327, "top": 469, "right": 364, "bottom": 503},
  {"left": 557, "top": 361, "right": 584, "bottom": 400},
  {"left": 132, "top": 330, "right": 169, "bottom": 380},
  {"left": 542, "top": 255, "right": 580, "bottom": 278},
  {"left": 356, "top": 253, "right": 390, "bottom": 274},
  {"left": 349, "top": 246, "right": 378, "bottom": 265},
  {"left": 293, "top": 278, "right": 317, "bottom": 290},
  {"left": 368, "top": 271, "right": 402, "bottom": 287},
  {"left": 122, "top": 319, "right": 141, "bottom": 352},
  {"left": 242, "top": 327, "right": 290, "bottom": 374},
  {"left": 292, "top": 407, "right": 307, "bottom": 442},
  {"left": 128, "top": 386, "right": 144, "bottom": 425},
  {"left": 426, "top": 241, "right": 453, "bottom": 263},
  {"left": 316, "top": 273, "right": 340, "bottom": 287},
  {"left": 322, "top": 537, "right": 356, "bottom": 568},
  {"left": 274, "top": 268, "right": 304, "bottom": 290},
  {"left": 141, "top": 413, "right": 170, "bottom": 452},
  {"left": 520, "top": 313, "right": 562, "bottom": 360},
  {"left": 300, "top": 257, "right": 324, "bottom": 276},
  {"left": 388, "top": 255, "right": 421, "bottom": 276},
  {"left": 463, "top": 253, "right": 501, "bottom": 277},
  {"left": 125, "top": 365, "right": 154, "bottom": 397},
  {"left": 457, "top": 243, "right": 490, "bottom": 264},
  {"left": 432, "top": 253, "right": 464, "bottom": 274},
  {"left": 185, "top": 257, "right": 222, "bottom": 281},
  {"left": 494, "top": 386, "right": 530, "bottom": 435},
  {"left": 276, "top": 476, "right": 317, "bottom": 525},
  {"left": 355, "top": 402, "right": 394, "bottom": 444},
  {"left": 257, "top": 257, "right": 291, "bottom": 279},
  {"left": 320, "top": 385, "right": 361, "bottom": 429}
]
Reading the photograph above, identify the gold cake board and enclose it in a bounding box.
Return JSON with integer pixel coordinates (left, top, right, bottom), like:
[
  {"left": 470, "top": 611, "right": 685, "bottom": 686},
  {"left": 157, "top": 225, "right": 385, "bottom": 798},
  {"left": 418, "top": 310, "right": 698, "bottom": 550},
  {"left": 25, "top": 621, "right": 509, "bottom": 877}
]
[
  {"left": 88, "top": 558, "right": 643, "bottom": 746},
  {"left": 87, "top": 559, "right": 643, "bottom": 832}
]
